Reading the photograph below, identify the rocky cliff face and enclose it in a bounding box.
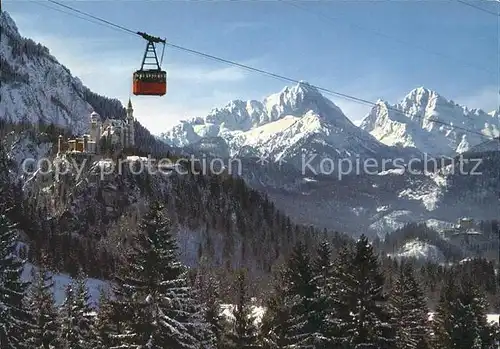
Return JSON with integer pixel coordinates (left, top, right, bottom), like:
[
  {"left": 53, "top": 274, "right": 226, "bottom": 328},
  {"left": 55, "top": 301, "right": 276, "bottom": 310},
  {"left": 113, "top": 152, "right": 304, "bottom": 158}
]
[{"left": 0, "top": 11, "right": 93, "bottom": 133}]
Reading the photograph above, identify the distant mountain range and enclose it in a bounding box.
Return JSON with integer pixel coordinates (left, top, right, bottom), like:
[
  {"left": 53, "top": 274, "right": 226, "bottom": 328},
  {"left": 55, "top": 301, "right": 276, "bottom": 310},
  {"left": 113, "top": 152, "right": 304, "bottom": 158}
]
[
  {"left": 159, "top": 82, "right": 499, "bottom": 173},
  {"left": 360, "top": 87, "right": 499, "bottom": 156},
  {"left": 159, "top": 82, "right": 403, "bottom": 174},
  {"left": 158, "top": 82, "right": 499, "bottom": 237}
]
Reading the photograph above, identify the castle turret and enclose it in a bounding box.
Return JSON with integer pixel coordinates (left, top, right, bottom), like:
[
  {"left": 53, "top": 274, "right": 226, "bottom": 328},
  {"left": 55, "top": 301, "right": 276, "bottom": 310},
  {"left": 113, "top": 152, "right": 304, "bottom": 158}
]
[
  {"left": 90, "top": 110, "right": 100, "bottom": 123},
  {"left": 126, "top": 98, "right": 135, "bottom": 148},
  {"left": 90, "top": 111, "right": 102, "bottom": 153},
  {"left": 83, "top": 135, "right": 89, "bottom": 153},
  {"left": 58, "top": 135, "right": 63, "bottom": 155}
]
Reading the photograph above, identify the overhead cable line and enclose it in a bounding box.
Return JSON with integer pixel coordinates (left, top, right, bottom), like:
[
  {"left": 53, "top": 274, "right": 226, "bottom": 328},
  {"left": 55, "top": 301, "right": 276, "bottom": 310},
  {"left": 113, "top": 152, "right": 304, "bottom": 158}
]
[
  {"left": 278, "top": 0, "right": 496, "bottom": 75},
  {"left": 38, "top": 0, "right": 496, "bottom": 142},
  {"left": 32, "top": 0, "right": 129, "bottom": 34},
  {"left": 46, "top": 0, "right": 138, "bottom": 35},
  {"left": 455, "top": 0, "right": 500, "bottom": 16}
]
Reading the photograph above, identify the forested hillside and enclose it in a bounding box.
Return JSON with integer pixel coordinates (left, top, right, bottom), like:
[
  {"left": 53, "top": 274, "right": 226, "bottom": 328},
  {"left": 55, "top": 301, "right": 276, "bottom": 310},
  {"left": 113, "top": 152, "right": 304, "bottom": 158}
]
[{"left": 0, "top": 198, "right": 499, "bottom": 348}]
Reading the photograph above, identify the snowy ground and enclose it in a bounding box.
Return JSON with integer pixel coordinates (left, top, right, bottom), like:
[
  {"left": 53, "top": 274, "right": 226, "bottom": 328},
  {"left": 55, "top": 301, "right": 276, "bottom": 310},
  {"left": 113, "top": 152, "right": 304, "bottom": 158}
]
[
  {"left": 220, "top": 303, "right": 266, "bottom": 325},
  {"left": 428, "top": 312, "right": 499, "bottom": 326},
  {"left": 387, "top": 239, "right": 445, "bottom": 263},
  {"left": 21, "top": 263, "right": 108, "bottom": 307},
  {"left": 19, "top": 262, "right": 500, "bottom": 328}
]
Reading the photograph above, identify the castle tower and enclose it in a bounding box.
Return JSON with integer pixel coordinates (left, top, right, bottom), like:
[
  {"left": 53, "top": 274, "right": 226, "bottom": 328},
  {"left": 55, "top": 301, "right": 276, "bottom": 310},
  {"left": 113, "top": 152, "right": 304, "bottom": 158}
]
[
  {"left": 126, "top": 98, "right": 135, "bottom": 148},
  {"left": 83, "top": 135, "right": 89, "bottom": 153},
  {"left": 90, "top": 111, "right": 101, "bottom": 153},
  {"left": 58, "top": 135, "right": 63, "bottom": 155}
]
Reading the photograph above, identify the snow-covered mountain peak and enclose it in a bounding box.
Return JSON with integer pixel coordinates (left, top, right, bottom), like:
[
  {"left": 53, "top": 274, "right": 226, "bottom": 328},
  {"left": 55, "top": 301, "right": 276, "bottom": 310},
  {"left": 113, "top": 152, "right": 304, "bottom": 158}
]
[
  {"left": 263, "top": 81, "right": 347, "bottom": 126},
  {"left": 404, "top": 86, "right": 440, "bottom": 102},
  {"left": 161, "top": 81, "right": 349, "bottom": 144},
  {"left": 398, "top": 86, "right": 450, "bottom": 122},
  {"left": 279, "top": 80, "right": 321, "bottom": 99},
  {"left": 488, "top": 109, "right": 500, "bottom": 118},
  {"left": 359, "top": 87, "right": 500, "bottom": 156},
  {"left": 159, "top": 82, "right": 392, "bottom": 168},
  {"left": 205, "top": 99, "right": 265, "bottom": 131}
]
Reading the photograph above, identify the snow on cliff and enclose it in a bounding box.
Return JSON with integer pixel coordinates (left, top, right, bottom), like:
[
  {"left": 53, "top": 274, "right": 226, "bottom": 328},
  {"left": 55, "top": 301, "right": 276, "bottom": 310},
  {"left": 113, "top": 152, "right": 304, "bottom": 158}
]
[
  {"left": 0, "top": 11, "right": 94, "bottom": 134},
  {"left": 359, "top": 87, "right": 499, "bottom": 156}
]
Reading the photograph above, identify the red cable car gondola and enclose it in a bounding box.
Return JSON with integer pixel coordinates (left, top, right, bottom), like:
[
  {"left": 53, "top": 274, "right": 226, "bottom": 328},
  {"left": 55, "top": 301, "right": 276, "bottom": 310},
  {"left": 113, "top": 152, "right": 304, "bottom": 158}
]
[{"left": 133, "top": 32, "right": 167, "bottom": 96}]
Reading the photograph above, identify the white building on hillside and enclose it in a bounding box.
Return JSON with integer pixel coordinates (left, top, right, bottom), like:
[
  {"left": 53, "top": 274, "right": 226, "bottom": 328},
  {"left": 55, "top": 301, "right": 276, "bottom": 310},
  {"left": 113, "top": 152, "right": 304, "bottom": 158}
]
[{"left": 58, "top": 99, "right": 135, "bottom": 154}]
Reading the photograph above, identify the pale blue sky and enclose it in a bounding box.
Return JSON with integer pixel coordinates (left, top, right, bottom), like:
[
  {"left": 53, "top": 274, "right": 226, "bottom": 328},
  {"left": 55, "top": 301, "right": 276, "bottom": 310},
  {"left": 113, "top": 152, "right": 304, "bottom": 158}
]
[{"left": 5, "top": 0, "right": 500, "bottom": 133}]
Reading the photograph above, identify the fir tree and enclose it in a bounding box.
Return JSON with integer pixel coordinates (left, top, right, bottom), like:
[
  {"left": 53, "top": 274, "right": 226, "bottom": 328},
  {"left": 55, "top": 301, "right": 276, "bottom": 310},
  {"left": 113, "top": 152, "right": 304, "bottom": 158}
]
[
  {"left": 432, "top": 276, "right": 456, "bottom": 349},
  {"left": 59, "top": 283, "right": 78, "bottom": 348},
  {"left": 324, "top": 241, "right": 353, "bottom": 348},
  {"left": 59, "top": 273, "right": 96, "bottom": 349},
  {"left": 106, "top": 263, "right": 138, "bottom": 348},
  {"left": 333, "top": 235, "right": 395, "bottom": 348},
  {"left": 0, "top": 211, "right": 32, "bottom": 349},
  {"left": 194, "top": 268, "right": 227, "bottom": 349},
  {"left": 433, "top": 276, "right": 495, "bottom": 349},
  {"left": 25, "top": 260, "right": 60, "bottom": 349},
  {"left": 226, "top": 270, "right": 260, "bottom": 349},
  {"left": 310, "top": 240, "right": 335, "bottom": 348},
  {"left": 388, "top": 261, "right": 431, "bottom": 349},
  {"left": 458, "top": 281, "right": 495, "bottom": 349},
  {"left": 261, "top": 241, "right": 319, "bottom": 349},
  {"left": 260, "top": 270, "right": 293, "bottom": 349},
  {"left": 74, "top": 274, "right": 98, "bottom": 346},
  {"left": 108, "top": 201, "right": 212, "bottom": 348},
  {"left": 94, "top": 287, "right": 115, "bottom": 349}
]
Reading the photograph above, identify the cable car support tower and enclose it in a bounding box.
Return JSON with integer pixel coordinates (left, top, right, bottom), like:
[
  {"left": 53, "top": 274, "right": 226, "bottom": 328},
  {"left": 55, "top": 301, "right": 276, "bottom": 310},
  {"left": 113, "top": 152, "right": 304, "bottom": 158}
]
[{"left": 133, "top": 32, "right": 167, "bottom": 96}]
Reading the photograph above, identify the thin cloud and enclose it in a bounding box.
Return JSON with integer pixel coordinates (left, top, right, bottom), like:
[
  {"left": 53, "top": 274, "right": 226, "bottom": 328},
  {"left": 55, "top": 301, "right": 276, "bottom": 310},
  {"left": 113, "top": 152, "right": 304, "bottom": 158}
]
[
  {"left": 332, "top": 100, "right": 372, "bottom": 124},
  {"left": 225, "top": 21, "right": 267, "bottom": 33},
  {"left": 168, "top": 64, "right": 247, "bottom": 83},
  {"left": 325, "top": 74, "right": 403, "bottom": 123},
  {"left": 130, "top": 89, "right": 247, "bottom": 132},
  {"left": 454, "top": 86, "right": 499, "bottom": 113}
]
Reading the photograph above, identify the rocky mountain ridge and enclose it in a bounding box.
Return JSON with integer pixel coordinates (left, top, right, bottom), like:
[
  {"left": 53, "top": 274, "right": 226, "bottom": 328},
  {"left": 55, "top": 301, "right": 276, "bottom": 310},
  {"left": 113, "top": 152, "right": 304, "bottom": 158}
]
[
  {"left": 159, "top": 82, "right": 418, "bottom": 173},
  {"left": 160, "top": 84, "right": 498, "bottom": 163},
  {"left": 359, "top": 87, "right": 499, "bottom": 156}
]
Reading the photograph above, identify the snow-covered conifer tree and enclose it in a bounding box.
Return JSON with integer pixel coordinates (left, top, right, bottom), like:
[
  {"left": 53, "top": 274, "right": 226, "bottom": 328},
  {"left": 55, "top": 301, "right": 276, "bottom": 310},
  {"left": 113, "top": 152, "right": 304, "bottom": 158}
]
[
  {"left": 0, "top": 211, "right": 32, "bottom": 349},
  {"left": 25, "top": 260, "right": 60, "bottom": 349}
]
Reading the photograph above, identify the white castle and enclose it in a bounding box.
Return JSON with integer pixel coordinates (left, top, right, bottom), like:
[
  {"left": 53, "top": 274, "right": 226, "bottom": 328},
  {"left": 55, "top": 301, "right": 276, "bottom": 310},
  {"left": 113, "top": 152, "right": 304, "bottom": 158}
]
[{"left": 58, "top": 99, "right": 135, "bottom": 154}]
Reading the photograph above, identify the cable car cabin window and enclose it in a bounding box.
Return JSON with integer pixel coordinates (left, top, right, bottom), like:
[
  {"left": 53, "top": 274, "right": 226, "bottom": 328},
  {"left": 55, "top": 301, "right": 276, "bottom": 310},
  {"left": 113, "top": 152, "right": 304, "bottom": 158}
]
[
  {"left": 133, "top": 70, "right": 167, "bottom": 96},
  {"left": 134, "top": 70, "right": 166, "bottom": 83}
]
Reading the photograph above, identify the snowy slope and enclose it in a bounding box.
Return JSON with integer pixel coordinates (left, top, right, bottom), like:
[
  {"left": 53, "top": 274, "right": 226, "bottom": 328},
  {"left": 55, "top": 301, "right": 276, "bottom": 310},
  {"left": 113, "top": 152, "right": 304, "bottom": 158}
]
[
  {"left": 160, "top": 82, "right": 400, "bottom": 169},
  {"left": 359, "top": 87, "right": 500, "bottom": 156},
  {"left": 22, "top": 263, "right": 107, "bottom": 307},
  {"left": 387, "top": 239, "right": 445, "bottom": 263},
  {"left": 0, "top": 11, "right": 95, "bottom": 134}
]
